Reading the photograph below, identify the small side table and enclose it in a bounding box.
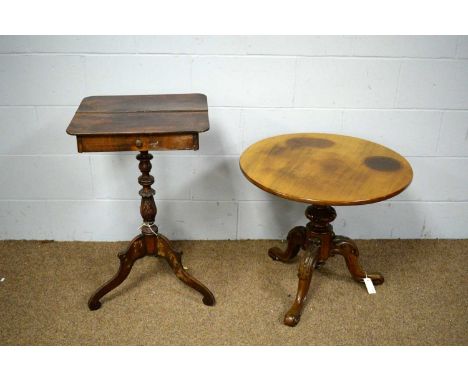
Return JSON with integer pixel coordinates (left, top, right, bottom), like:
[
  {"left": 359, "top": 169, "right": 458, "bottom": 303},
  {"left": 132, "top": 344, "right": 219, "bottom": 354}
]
[
  {"left": 67, "top": 94, "right": 215, "bottom": 310},
  {"left": 240, "top": 133, "right": 413, "bottom": 326}
]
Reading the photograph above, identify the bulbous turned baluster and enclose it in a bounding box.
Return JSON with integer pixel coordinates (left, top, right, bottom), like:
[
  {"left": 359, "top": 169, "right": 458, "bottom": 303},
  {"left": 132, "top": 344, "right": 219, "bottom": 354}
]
[
  {"left": 305, "top": 205, "right": 336, "bottom": 235},
  {"left": 137, "top": 151, "right": 158, "bottom": 235},
  {"left": 305, "top": 205, "right": 337, "bottom": 267}
]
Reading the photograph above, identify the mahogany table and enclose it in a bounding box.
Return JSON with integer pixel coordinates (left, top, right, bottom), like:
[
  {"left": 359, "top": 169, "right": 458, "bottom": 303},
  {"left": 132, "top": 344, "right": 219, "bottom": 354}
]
[
  {"left": 67, "top": 93, "right": 215, "bottom": 310},
  {"left": 240, "top": 133, "right": 413, "bottom": 326}
]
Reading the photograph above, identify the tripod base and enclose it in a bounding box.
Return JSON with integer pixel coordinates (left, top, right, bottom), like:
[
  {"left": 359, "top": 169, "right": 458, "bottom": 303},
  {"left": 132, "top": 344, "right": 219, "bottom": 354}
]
[
  {"left": 88, "top": 233, "right": 215, "bottom": 310},
  {"left": 268, "top": 205, "right": 383, "bottom": 327},
  {"left": 88, "top": 151, "right": 215, "bottom": 311}
]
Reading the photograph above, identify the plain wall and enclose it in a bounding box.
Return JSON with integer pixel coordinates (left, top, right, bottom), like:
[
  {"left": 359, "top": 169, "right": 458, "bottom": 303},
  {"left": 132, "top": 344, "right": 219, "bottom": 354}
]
[{"left": 0, "top": 35, "right": 467, "bottom": 240}]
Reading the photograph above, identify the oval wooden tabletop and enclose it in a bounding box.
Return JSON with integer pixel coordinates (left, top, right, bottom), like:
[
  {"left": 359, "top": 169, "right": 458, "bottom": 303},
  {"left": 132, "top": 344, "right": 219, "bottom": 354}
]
[{"left": 239, "top": 133, "right": 413, "bottom": 206}]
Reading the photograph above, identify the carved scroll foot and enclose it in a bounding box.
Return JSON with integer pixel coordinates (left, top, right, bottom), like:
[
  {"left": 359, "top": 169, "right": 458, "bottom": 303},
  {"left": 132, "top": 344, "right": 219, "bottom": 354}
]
[
  {"left": 268, "top": 226, "right": 307, "bottom": 262},
  {"left": 284, "top": 241, "right": 320, "bottom": 327},
  {"left": 157, "top": 234, "right": 215, "bottom": 306},
  {"left": 88, "top": 235, "right": 146, "bottom": 311},
  {"left": 331, "top": 235, "right": 384, "bottom": 285}
]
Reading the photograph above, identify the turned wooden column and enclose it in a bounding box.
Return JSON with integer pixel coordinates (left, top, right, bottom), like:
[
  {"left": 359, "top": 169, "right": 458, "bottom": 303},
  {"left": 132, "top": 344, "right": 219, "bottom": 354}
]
[
  {"left": 304, "top": 205, "right": 336, "bottom": 267},
  {"left": 137, "top": 151, "right": 158, "bottom": 235}
]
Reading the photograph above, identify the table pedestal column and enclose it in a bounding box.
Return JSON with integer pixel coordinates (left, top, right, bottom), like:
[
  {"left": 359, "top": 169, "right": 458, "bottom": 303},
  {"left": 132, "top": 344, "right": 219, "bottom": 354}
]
[
  {"left": 268, "top": 204, "right": 384, "bottom": 327},
  {"left": 88, "top": 151, "right": 215, "bottom": 310}
]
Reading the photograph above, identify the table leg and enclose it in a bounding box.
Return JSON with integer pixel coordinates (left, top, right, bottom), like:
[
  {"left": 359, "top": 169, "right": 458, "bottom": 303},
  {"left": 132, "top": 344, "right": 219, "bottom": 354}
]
[
  {"left": 268, "top": 226, "right": 306, "bottom": 262},
  {"left": 284, "top": 239, "right": 320, "bottom": 327},
  {"left": 331, "top": 235, "right": 384, "bottom": 285},
  {"left": 88, "top": 234, "right": 146, "bottom": 310},
  {"left": 158, "top": 233, "right": 215, "bottom": 306}
]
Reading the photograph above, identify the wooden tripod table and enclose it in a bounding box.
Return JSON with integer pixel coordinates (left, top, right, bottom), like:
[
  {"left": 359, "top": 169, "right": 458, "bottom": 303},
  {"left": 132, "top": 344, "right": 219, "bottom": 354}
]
[
  {"left": 67, "top": 93, "right": 215, "bottom": 310},
  {"left": 240, "top": 133, "right": 413, "bottom": 326}
]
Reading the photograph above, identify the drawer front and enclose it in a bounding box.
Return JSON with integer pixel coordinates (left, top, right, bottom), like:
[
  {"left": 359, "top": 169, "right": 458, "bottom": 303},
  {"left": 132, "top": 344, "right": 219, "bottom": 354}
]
[{"left": 77, "top": 133, "right": 198, "bottom": 152}]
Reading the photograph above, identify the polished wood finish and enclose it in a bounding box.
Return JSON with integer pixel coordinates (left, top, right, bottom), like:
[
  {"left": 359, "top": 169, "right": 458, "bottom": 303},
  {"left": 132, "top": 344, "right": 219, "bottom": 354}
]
[
  {"left": 77, "top": 133, "right": 198, "bottom": 153},
  {"left": 270, "top": 205, "right": 384, "bottom": 327},
  {"left": 88, "top": 151, "right": 215, "bottom": 310},
  {"left": 283, "top": 238, "right": 321, "bottom": 327},
  {"left": 269, "top": 226, "right": 306, "bottom": 263},
  {"left": 67, "top": 94, "right": 215, "bottom": 310},
  {"left": 240, "top": 133, "right": 412, "bottom": 326},
  {"left": 240, "top": 133, "right": 413, "bottom": 205},
  {"left": 77, "top": 93, "right": 208, "bottom": 114},
  {"left": 68, "top": 111, "right": 209, "bottom": 136},
  {"left": 67, "top": 94, "right": 209, "bottom": 153},
  {"left": 67, "top": 93, "right": 209, "bottom": 136}
]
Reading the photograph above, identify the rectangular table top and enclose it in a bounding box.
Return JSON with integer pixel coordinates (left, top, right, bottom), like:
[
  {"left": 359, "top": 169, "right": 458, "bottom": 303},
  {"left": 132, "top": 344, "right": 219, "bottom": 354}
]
[{"left": 66, "top": 93, "right": 209, "bottom": 136}]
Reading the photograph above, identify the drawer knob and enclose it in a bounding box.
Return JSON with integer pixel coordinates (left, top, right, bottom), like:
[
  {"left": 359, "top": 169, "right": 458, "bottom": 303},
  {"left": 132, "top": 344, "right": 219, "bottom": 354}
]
[{"left": 135, "top": 139, "right": 143, "bottom": 148}]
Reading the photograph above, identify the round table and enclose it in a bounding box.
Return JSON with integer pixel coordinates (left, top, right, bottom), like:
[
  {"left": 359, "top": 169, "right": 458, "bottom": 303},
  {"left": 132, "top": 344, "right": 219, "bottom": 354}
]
[{"left": 240, "top": 133, "right": 413, "bottom": 326}]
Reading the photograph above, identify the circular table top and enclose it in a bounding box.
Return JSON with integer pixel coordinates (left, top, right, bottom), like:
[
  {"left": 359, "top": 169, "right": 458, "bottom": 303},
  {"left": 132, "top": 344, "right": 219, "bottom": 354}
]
[{"left": 239, "top": 133, "right": 413, "bottom": 206}]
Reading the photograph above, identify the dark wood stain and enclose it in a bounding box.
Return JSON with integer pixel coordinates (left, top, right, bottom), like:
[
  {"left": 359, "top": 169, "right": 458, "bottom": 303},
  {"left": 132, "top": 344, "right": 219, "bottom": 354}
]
[
  {"left": 269, "top": 137, "right": 334, "bottom": 157},
  {"left": 364, "top": 156, "right": 402, "bottom": 172},
  {"left": 320, "top": 158, "right": 345, "bottom": 173},
  {"left": 269, "top": 145, "right": 286, "bottom": 156},
  {"left": 286, "top": 137, "right": 334, "bottom": 148}
]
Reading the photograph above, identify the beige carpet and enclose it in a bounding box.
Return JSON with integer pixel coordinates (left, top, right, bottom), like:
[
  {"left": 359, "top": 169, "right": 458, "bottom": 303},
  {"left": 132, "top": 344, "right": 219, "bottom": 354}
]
[{"left": 0, "top": 239, "right": 466, "bottom": 345}]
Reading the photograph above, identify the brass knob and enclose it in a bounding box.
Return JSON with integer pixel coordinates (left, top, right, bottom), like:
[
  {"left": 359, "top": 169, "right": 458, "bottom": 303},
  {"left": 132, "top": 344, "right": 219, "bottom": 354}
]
[{"left": 135, "top": 139, "right": 143, "bottom": 148}]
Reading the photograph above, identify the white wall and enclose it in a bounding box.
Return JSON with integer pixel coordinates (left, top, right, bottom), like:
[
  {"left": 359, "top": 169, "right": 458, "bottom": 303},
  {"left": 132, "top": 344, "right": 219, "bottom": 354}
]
[{"left": 0, "top": 36, "right": 467, "bottom": 240}]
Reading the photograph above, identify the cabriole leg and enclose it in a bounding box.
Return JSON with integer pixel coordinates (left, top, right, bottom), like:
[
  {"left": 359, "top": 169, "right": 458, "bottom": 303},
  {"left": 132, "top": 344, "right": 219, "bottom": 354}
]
[
  {"left": 88, "top": 235, "right": 146, "bottom": 310},
  {"left": 268, "top": 226, "right": 307, "bottom": 262},
  {"left": 157, "top": 234, "right": 215, "bottom": 306},
  {"left": 284, "top": 239, "right": 321, "bottom": 327},
  {"left": 331, "top": 235, "right": 384, "bottom": 285}
]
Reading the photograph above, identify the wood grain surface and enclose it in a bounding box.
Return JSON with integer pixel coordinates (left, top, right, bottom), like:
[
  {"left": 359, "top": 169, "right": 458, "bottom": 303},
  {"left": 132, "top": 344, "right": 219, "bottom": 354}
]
[
  {"left": 66, "top": 93, "right": 209, "bottom": 136},
  {"left": 76, "top": 93, "right": 207, "bottom": 113},
  {"left": 77, "top": 133, "right": 198, "bottom": 152},
  {"left": 239, "top": 133, "right": 413, "bottom": 205},
  {"left": 67, "top": 111, "right": 208, "bottom": 135}
]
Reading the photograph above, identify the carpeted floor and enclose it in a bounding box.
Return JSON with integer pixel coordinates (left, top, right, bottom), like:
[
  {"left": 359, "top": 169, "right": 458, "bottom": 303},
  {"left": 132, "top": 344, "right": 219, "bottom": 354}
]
[{"left": 0, "top": 239, "right": 466, "bottom": 345}]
